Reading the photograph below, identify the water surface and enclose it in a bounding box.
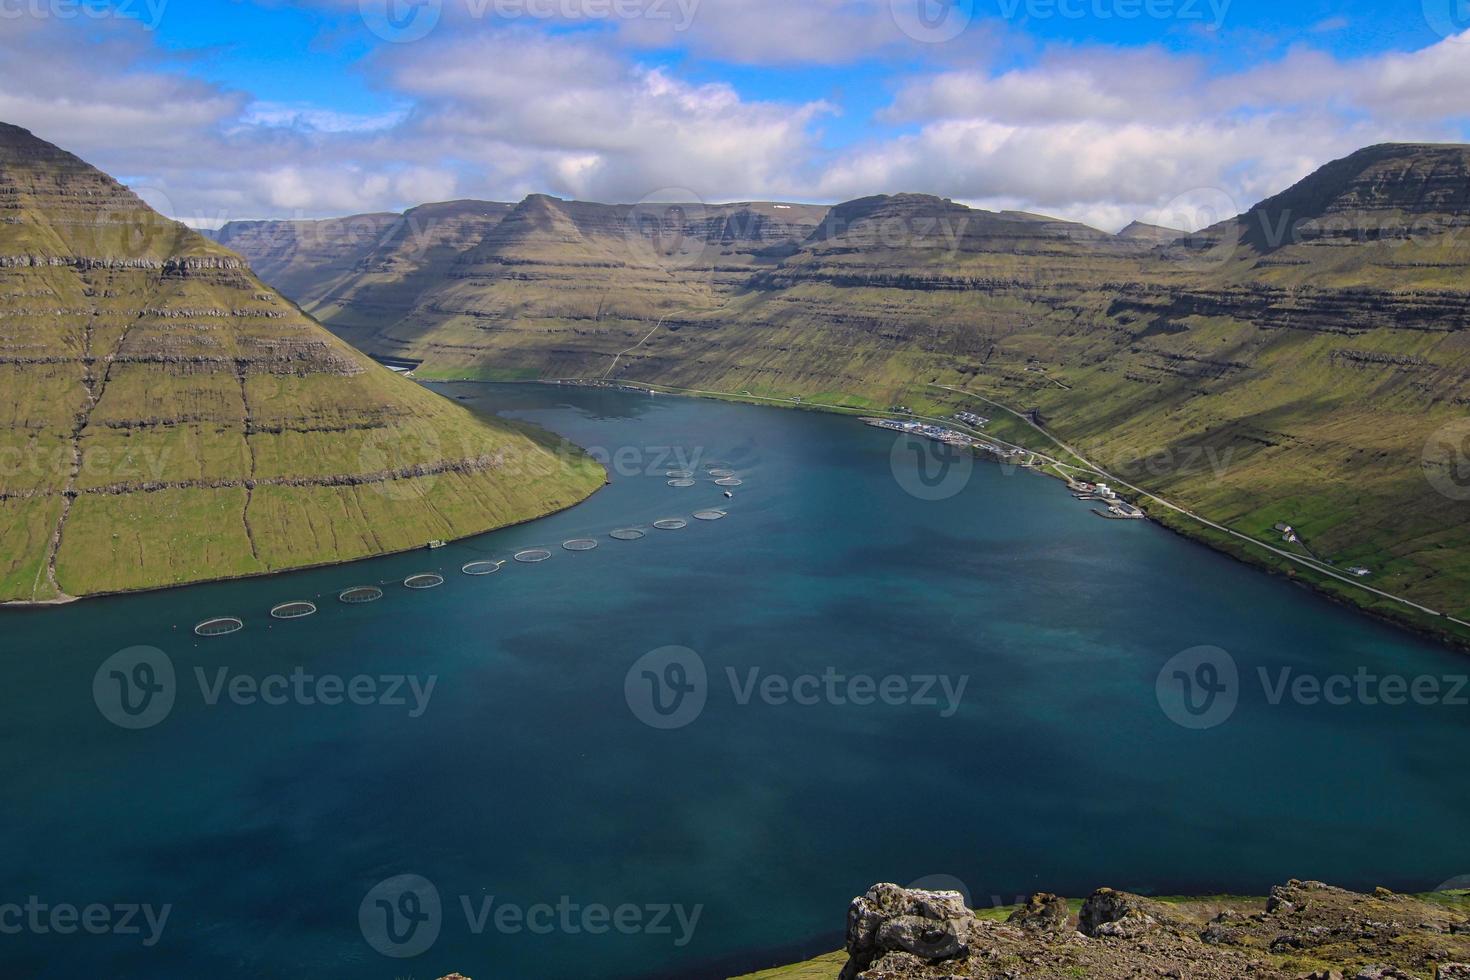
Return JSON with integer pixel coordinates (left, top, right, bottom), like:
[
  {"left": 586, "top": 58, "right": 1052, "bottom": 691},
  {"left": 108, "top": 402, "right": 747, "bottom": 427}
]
[{"left": 2, "top": 383, "right": 1467, "bottom": 979}]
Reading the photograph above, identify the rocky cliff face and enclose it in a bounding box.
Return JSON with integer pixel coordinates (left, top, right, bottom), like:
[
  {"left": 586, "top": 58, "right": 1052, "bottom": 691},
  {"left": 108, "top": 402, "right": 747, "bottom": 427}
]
[
  {"left": 831, "top": 881, "right": 1470, "bottom": 980},
  {"left": 0, "top": 123, "right": 603, "bottom": 602}
]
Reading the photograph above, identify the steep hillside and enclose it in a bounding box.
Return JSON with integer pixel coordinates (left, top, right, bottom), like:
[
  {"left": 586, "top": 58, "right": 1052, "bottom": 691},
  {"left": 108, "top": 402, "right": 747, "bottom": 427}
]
[
  {"left": 208, "top": 212, "right": 401, "bottom": 308},
  {"left": 234, "top": 147, "right": 1470, "bottom": 637},
  {"left": 305, "top": 194, "right": 829, "bottom": 379},
  {"left": 0, "top": 123, "right": 603, "bottom": 602}
]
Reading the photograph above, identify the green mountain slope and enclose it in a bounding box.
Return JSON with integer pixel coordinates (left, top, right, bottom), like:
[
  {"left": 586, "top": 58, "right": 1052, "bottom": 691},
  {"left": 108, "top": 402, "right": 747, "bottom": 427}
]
[
  {"left": 0, "top": 123, "right": 604, "bottom": 602},
  {"left": 228, "top": 147, "right": 1470, "bottom": 638}
]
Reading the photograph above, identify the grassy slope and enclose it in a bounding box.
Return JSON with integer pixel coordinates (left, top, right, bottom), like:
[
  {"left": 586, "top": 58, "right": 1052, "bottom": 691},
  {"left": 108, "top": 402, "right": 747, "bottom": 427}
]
[
  {"left": 226, "top": 159, "right": 1470, "bottom": 642},
  {"left": 0, "top": 124, "right": 603, "bottom": 602}
]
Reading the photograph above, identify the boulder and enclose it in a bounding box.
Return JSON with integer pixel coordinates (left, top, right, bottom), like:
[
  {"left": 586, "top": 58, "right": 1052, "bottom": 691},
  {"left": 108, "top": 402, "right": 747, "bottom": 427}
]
[
  {"left": 1437, "top": 965, "right": 1470, "bottom": 979},
  {"left": 1079, "top": 889, "right": 1170, "bottom": 939},
  {"left": 841, "top": 884, "right": 977, "bottom": 980},
  {"left": 1007, "top": 893, "right": 1071, "bottom": 935}
]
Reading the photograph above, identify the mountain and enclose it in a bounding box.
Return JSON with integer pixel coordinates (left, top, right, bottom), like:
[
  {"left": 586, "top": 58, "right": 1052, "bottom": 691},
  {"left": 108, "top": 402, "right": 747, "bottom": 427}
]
[
  {"left": 1117, "top": 220, "right": 1183, "bottom": 242},
  {"left": 228, "top": 147, "right": 1470, "bottom": 637},
  {"left": 207, "top": 211, "right": 402, "bottom": 308},
  {"left": 0, "top": 123, "right": 603, "bottom": 602},
  {"left": 220, "top": 194, "right": 830, "bottom": 379}
]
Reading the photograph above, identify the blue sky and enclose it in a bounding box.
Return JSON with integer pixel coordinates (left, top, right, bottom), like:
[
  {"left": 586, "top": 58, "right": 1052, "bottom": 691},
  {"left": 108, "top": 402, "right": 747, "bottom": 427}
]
[{"left": 4, "top": 0, "right": 1470, "bottom": 229}]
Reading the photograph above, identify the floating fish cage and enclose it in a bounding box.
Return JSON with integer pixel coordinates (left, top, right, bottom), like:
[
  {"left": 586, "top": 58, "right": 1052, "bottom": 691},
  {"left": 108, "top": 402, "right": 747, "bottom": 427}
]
[
  {"left": 653, "top": 519, "right": 688, "bottom": 530},
  {"left": 667, "top": 479, "right": 696, "bottom": 488},
  {"left": 562, "top": 539, "right": 599, "bottom": 552},
  {"left": 715, "top": 478, "right": 743, "bottom": 487},
  {"left": 693, "top": 510, "right": 728, "bottom": 521},
  {"left": 194, "top": 617, "right": 244, "bottom": 637},
  {"left": 514, "top": 549, "right": 553, "bottom": 564},
  {"left": 609, "top": 529, "right": 646, "bottom": 541},
  {"left": 270, "top": 601, "right": 317, "bottom": 620},
  {"left": 461, "top": 561, "right": 503, "bottom": 576},
  {"left": 339, "top": 586, "right": 384, "bottom": 605},
  {"left": 404, "top": 573, "right": 445, "bottom": 590},
  {"left": 708, "top": 468, "right": 735, "bottom": 478},
  {"left": 667, "top": 470, "right": 694, "bottom": 479}
]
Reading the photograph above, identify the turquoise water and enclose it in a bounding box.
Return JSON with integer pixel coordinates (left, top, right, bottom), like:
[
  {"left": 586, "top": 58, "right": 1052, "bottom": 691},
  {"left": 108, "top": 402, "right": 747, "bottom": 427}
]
[{"left": 2, "top": 383, "right": 1467, "bottom": 979}]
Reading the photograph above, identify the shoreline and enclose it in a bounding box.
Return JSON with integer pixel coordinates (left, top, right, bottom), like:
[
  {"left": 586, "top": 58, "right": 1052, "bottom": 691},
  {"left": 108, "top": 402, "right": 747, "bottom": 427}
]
[
  {"left": 0, "top": 468, "right": 609, "bottom": 613},
  {"left": 434, "top": 375, "right": 1470, "bottom": 654}
]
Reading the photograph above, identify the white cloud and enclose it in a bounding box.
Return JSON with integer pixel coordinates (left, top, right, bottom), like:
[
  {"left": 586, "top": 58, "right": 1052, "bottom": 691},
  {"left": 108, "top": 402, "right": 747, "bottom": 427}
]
[{"left": 1, "top": 5, "right": 1468, "bottom": 232}]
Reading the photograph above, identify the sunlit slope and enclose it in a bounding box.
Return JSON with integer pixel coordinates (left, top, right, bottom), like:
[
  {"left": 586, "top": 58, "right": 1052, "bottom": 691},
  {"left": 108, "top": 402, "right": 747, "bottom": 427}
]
[
  {"left": 284, "top": 194, "right": 831, "bottom": 379},
  {"left": 227, "top": 149, "right": 1470, "bottom": 627},
  {"left": 0, "top": 123, "right": 603, "bottom": 602}
]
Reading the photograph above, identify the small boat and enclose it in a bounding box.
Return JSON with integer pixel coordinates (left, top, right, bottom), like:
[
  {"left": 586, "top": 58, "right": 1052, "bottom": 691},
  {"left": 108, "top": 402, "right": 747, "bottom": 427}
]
[
  {"left": 723, "top": 491, "right": 734, "bottom": 498},
  {"left": 427, "top": 540, "right": 447, "bottom": 550}
]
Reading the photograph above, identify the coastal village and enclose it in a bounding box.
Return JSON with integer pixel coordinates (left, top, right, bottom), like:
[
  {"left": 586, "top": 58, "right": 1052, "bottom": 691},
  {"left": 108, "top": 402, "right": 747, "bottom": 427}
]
[{"left": 863, "top": 413, "right": 1147, "bottom": 521}]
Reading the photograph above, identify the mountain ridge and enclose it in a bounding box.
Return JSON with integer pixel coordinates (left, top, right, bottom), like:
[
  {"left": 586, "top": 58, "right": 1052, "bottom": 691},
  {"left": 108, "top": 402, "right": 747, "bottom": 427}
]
[{"left": 0, "top": 123, "right": 603, "bottom": 602}]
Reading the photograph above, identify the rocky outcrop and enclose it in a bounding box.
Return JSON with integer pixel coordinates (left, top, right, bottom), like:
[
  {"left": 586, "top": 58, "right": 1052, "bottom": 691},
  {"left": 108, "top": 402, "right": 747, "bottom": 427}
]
[{"left": 831, "top": 881, "right": 1470, "bottom": 980}]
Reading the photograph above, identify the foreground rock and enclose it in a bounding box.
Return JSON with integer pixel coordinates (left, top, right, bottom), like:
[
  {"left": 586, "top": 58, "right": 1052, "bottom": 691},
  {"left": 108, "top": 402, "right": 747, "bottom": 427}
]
[{"left": 832, "top": 881, "right": 1470, "bottom": 980}]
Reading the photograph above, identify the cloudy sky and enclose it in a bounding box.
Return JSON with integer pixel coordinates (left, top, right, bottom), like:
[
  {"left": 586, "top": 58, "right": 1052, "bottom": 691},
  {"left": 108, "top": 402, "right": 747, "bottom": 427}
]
[{"left": 4, "top": 0, "right": 1470, "bottom": 230}]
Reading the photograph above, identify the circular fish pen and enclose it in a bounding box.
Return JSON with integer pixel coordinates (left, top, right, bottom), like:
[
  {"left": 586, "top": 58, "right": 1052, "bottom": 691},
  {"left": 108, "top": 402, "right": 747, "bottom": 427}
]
[
  {"left": 339, "top": 586, "right": 384, "bottom": 605},
  {"left": 270, "top": 601, "right": 317, "bottom": 620},
  {"left": 194, "top": 617, "right": 243, "bottom": 638},
  {"left": 667, "top": 469, "right": 694, "bottom": 479},
  {"left": 514, "top": 549, "right": 553, "bottom": 564},
  {"left": 667, "top": 479, "right": 696, "bottom": 488},
  {"left": 653, "top": 519, "right": 688, "bottom": 530},
  {"left": 708, "top": 468, "right": 735, "bottom": 478},
  {"left": 563, "top": 538, "right": 599, "bottom": 552},
  {"left": 715, "top": 477, "right": 743, "bottom": 487},
  {"left": 609, "top": 529, "right": 646, "bottom": 541},
  {"left": 461, "top": 561, "right": 503, "bottom": 576},
  {"left": 404, "top": 573, "right": 445, "bottom": 590},
  {"left": 693, "top": 510, "right": 728, "bottom": 521}
]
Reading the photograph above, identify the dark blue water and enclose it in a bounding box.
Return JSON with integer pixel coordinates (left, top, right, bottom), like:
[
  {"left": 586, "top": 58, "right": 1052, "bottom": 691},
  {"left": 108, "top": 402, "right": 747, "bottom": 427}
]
[{"left": 2, "top": 383, "right": 1467, "bottom": 980}]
